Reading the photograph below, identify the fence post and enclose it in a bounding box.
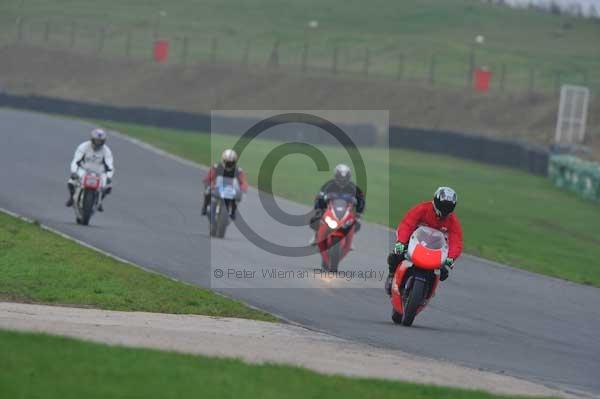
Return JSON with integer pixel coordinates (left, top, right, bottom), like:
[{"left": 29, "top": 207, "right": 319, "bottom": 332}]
[
  {"left": 210, "top": 37, "right": 218, "bottom": 64},
  {"left": 125, "top": 30, "right": 132, "bottom": 57},
  {"left": 69, "top": 21, "right": 76, "bottom": 48},
  {"left": 181, "top": 36, "right": 189, "bottom": 65},
  {"left": 241, "top": 40, "right": 250, "bottom": 67},
  {"left": 332, "top": 46, "right": 339, "bottom": 75},
  {"left": 97, "top": 26, "right": 105, "bottom": 54},
  {"left": 397, "top": 53, "right": 405, "bottom": 80},
  {"left": 153, "top": 15, "right": 160, "bottom": 40},
  {"left": 428, "top": 54, "right": 436, "bottom": 86},
  {"left": 43, "top": 20, "right": 50, "bottom": 42},
  {"left": 466, "top": 44, "right": 475, "bottom": 87},
  {"left": 582, "top": 70, "right": 589, "bottom": 86},
  {"left": 267, "top": 39, "right": 280, "bottom": 68},
  {"left": 362, "top": 47, "right": 370, "bottom": 77},
  {"left": 528, "top": 67, "right": 535, "bottom": 96},
  {"left": 500, "top": 64, "right": 506, "bottom": 92},
  {"left": 16, "top": 17, "right": 24, "bottom": 42},
  {"left": 301, "top": 40, "right": 309, "bottom": 72}
]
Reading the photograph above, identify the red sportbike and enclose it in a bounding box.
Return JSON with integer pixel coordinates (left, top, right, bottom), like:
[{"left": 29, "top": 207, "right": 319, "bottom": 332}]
[
  {"left": 390, "top": 226, "right": 449, "bottom": 326},
  {"left": 316, "top": 193, "right": 357, "bottom": 272}
]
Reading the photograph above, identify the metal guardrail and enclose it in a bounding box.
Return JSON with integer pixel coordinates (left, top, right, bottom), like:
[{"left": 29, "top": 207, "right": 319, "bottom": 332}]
[{"left": 0, "top": 92, "right": 549, "bottom": 176}]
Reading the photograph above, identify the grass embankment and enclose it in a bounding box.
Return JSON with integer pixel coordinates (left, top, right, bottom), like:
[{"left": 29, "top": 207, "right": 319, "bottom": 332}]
[
  {"left": 0, "top": 0, "right": 598, "bottom": 89},
  {"left": 0, "top": 329, "right": 555, "bottom": 399},
  {"left": 0, "top": 211, "right": 275, "bottom": 321},
  {"left": 106, "top": 120, "right": 600, "bottom": 287}
]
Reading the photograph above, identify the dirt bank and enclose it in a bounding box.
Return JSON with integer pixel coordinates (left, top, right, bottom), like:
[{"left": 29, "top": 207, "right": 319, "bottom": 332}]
[{"left": 1, "top": 44, "right": 598, "bottom": 154}]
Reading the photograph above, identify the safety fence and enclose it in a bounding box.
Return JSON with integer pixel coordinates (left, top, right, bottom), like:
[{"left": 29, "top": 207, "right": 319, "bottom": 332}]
[
  {"left": 2, "top": 16, "right": 598, "bottom": 94},
  {"left": 0, "top": 92, "right": 549, "bottom": 176},
  {"left": 548, "top": 155, "right": 600, "bottom": 201}
]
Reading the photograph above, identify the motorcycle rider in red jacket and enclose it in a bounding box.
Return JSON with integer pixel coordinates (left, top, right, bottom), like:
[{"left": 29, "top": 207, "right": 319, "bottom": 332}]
[
  {"left": 385, "top": 187, "right": 463, "bottom": 295},
  {"left": 201, "top": 149, "right": 249, "bottom": 220}
]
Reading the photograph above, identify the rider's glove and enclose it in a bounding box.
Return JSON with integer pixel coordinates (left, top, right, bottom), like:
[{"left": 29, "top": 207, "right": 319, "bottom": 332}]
[
  {"left": 440, "top": 266, "right": 449, "bottom": 281},
  {"left": 106, "top": 178, "right": 112, "bottom": 185},
  {"left": 393, "top": 242, "right": 407, "bottom": 255},
  {"left": 70, "top": 172, "right": 79, "bottom": 180},
  {"left": 445, "top": 257, "right": 455, "bottom": 269}
]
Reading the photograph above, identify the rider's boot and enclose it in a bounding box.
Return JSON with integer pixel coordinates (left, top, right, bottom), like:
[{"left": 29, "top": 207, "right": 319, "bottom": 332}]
[
  {"left": 229, "top": 201, "right": 237, "bottom": 220},
  {"left": 201, "top": 193, "right": 210, "bottom": 216},
  {"left": 385, "top": 273, "right": 393, "bottom": 296},
  {"left": 65, "top": 183, "right": 75, "bottom": 207}
]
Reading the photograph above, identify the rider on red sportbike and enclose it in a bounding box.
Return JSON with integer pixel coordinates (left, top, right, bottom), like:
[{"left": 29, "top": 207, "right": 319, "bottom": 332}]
[
  {"left": 309, "top": 164, "right": 365, "bottom": 245},
  {"left": 385, "top": 186, "right": 463, "bottom": 295}
]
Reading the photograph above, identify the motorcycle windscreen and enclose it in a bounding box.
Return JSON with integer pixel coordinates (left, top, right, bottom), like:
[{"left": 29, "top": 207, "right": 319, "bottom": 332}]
[
  {"left": 408, "top": 226, "right": 448, "bottom": 269},
  {"left": 215, "top": 176, "right": 240, "bottom": 199},
  {"left": 331, "top": 199, "right": 349, "bottom": 220}
]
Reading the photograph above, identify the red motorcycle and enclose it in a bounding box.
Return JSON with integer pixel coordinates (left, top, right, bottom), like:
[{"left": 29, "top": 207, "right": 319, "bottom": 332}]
[
  {"left": 390, "top": 226, "right": 449, "bottom": 326},
  {"left": 316, "top": 193, "right": 357, "bottom": 272}
]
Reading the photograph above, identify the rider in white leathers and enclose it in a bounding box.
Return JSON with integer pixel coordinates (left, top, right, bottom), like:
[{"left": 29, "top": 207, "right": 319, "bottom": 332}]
[{"left": 65, "top": 128, "right": 114, "bottom": 212}]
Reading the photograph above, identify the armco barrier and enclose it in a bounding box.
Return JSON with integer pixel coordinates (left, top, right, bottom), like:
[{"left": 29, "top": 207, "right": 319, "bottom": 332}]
[
  {"left": 389, "top": 126, "right": 549, "bottom": 176},
  {"left": 0, "top": 93, "right": 548, "bottom": 176},
  {"left": 548, "top": 155, "right": 600, "bottom": 201}
]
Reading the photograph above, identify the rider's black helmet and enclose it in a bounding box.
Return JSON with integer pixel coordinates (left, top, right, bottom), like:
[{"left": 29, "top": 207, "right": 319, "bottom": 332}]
[{"left": 433, "top": 186, "right": 457, "bottom": 218}]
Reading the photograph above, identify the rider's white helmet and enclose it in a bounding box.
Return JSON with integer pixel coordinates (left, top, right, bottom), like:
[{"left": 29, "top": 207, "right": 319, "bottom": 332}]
[
  {"left": 90, "top": 128, "right": 107, "bottom": 150},
  {"left": 334, "top": 164, "right": 352, "bottom": 187},
  {"left": 221, "top": 149, "right": 238, "bottom": 171}
]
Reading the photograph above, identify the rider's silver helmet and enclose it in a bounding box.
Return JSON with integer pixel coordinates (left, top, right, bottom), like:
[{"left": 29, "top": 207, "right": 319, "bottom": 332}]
[
  {"left": 90, "top": 128, "right": 107, "bottom": 151},
  {"left": 221, "top": 149, "right": 238, "bottom": 172},
  {"left": 433, "top": 186, "right": 457, "bottom": 218},
  {"left": 334, "top": 164, "right": 352, "bottom": 187}
]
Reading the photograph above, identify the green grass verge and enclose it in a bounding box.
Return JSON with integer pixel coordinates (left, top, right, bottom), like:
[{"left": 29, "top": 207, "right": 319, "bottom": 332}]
[
  {"left": 0, "top": 211, "right": 275, "bottom": 321},
  {"left": 0, "top": 329, "right": 554, "bottom": 399},
  {"left": 104, "top": 120, "right": 600, "bottom": 287},
  {"left": 0, "top": 0, "right": 598, "bottom": 90}
]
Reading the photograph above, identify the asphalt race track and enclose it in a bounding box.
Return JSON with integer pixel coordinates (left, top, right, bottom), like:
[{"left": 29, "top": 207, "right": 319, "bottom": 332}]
[{"left": 1, "top": 109, "right": 599, "bottom": 396}]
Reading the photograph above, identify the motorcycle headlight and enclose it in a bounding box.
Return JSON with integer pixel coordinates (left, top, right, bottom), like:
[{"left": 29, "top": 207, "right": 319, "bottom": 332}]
[{"left": 325, "top": 216, "right": 338, "bottom": 229}]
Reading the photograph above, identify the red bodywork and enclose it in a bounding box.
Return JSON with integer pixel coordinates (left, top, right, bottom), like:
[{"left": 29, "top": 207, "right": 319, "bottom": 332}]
[
  {"left": 391, "top": 228, "right": 445, "bottom": 318},
  {"left": 316, "top": 198, "right": 356, "bottom": 268},
  {"left": 83, "top": 174, "right": 101, "bottom": 190},
  {"left": 396, "top": 201, "right": 463, "bottom": 260}
]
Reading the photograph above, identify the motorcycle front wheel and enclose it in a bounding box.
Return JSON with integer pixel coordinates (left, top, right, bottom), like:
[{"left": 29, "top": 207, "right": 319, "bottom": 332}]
[
  {"left": 401, "top": 277, "right": 426, "bottom": 327},
  {"left": 327, "top": 236, "right": 342, "bottom": 272},
  {"left": 80, "top": 189, "right": 97, "bottom": 226}
]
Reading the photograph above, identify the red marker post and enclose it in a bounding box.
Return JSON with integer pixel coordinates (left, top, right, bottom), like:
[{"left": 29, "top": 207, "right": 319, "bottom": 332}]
[
  {"left": 153, "top": 40, "right": 169, "bottom": 63},
  {"left": 474, "top": 67, "right": 492, "bottom": 92}
]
